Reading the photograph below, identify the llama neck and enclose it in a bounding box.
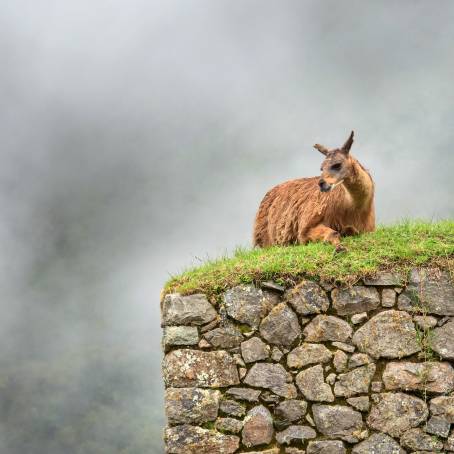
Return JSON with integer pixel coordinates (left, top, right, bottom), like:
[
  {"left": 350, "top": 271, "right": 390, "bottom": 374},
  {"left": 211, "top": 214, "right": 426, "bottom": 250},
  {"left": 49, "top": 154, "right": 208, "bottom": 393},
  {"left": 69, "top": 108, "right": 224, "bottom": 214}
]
[{"left": 342, "top": 158, "right": 374, "bottom": 208}]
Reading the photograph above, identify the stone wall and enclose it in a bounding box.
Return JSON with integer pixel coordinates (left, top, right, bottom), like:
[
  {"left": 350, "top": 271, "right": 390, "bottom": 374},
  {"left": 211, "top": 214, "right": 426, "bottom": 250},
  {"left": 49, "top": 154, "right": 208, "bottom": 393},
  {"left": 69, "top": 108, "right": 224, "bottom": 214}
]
[{"left": 161, "top": 268, "right": 454, "bottom": 453}]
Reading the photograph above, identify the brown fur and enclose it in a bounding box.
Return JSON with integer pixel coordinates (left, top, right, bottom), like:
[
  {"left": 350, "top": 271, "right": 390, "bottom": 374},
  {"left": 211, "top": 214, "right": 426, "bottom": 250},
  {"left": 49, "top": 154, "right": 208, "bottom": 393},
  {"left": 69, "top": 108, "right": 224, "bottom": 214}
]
[{"left": 253, "top": 131, "right": 375, "bottom": 250}]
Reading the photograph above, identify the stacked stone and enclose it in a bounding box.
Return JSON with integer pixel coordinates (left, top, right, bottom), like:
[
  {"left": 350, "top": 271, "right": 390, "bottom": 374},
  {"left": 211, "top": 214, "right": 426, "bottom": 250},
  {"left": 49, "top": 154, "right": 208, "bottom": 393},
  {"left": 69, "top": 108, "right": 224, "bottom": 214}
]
[{"left": 161, "top": 269, "right": 454, "bottom": 453}]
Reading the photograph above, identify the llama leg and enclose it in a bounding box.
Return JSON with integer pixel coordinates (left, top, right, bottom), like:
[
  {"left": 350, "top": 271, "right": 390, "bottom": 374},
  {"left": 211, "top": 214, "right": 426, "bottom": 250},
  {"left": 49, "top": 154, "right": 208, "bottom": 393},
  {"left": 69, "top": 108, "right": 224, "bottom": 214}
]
[
  {"left": 306, "top": 224, "right": 346, "bottom": 252},
  {"left": 342, "top": 225, "right": 359, "bottom": 236}
]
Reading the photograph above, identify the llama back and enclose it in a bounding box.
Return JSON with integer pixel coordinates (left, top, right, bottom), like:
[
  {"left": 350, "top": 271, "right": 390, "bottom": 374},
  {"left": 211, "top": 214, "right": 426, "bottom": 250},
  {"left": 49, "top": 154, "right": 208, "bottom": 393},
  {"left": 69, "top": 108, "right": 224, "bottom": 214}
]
[
  {"left": 253, "top": 186, "right": 276, "bottom": 247},
  {"left": 253, "top": 177, "right": 323, "bottom": 246}
]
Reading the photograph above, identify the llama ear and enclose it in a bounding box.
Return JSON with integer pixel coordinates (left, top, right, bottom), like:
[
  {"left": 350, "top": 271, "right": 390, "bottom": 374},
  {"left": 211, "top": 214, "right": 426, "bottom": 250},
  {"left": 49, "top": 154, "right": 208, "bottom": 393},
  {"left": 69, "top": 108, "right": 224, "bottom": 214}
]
[
  {"left": 314, "top": 144, "right": 329, "bottom": 156},
  {"left": 341, "top": 131, "right": 354, "bottom": 154}
]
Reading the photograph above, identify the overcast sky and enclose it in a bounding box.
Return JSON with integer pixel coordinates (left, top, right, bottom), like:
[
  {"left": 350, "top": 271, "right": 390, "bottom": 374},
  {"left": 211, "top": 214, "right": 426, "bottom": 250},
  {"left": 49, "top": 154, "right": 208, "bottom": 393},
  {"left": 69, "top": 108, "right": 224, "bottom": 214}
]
[{"left": 1, "top": 0, "right": 454, "bottom": 450}]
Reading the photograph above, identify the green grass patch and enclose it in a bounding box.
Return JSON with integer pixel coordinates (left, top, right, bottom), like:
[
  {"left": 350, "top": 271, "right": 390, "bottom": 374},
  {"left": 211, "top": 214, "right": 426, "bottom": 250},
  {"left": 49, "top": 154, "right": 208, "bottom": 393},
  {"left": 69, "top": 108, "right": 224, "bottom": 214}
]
[{"left": 164, "top": 220, "right": 454, "bottom": 298}]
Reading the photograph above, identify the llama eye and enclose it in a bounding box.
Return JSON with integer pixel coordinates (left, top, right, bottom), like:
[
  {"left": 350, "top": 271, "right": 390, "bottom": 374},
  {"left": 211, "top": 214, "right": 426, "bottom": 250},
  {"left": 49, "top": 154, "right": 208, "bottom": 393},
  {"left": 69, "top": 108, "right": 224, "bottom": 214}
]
[{"left": 331, "top": 163, "right": 341, "bottom": 171}]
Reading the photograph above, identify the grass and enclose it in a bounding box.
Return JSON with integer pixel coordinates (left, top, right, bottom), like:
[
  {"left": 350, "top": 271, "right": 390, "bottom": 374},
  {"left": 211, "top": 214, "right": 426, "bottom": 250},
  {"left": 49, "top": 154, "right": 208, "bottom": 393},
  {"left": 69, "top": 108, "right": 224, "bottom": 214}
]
[{"left": 164, "top": 220, "right": 454, "bottom": 299}]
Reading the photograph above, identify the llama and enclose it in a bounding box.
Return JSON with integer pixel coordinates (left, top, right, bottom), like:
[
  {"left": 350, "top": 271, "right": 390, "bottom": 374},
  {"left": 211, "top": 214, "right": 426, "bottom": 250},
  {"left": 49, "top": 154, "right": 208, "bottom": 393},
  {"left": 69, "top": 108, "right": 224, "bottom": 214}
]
[{"left": 253, "top": 131, "right": 375, "bottom": 252}]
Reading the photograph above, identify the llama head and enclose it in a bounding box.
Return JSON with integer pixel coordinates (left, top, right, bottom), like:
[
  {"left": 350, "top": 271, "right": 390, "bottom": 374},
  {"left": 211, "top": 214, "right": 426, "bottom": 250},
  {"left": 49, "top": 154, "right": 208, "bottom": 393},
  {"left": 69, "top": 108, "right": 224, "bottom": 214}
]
[{"left": 314, "top": 131, "right": 355, "bottom": 192}]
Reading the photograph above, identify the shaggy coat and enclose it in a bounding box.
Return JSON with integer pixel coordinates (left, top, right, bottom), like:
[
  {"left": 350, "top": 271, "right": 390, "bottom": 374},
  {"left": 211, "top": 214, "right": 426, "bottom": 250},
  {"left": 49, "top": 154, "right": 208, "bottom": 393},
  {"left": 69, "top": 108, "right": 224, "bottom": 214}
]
[{"left": 253, "top": 131, "right": 375, "bottom": 250}]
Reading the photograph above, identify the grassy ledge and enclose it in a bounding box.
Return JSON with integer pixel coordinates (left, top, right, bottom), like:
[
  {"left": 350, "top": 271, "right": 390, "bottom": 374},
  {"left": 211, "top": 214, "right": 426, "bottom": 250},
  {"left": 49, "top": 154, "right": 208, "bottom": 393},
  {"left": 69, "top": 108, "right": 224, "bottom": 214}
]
[{"left": 164, "top": 220, "right": 454, "bottom": 299}]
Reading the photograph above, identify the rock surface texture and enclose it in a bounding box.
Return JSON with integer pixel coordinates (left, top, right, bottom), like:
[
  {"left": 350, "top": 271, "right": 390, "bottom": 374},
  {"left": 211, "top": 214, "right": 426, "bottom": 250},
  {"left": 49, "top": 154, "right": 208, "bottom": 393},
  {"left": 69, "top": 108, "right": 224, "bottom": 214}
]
[{"left": 162, "top": 268, "right": 454, "bottom": 453}]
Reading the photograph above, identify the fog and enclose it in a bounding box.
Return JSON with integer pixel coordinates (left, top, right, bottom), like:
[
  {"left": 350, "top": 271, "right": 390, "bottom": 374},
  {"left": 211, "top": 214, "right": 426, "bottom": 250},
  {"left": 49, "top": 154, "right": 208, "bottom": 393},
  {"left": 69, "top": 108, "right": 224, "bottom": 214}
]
[{"left": 1, "top": 1, "right": 453, "bottom": 452}]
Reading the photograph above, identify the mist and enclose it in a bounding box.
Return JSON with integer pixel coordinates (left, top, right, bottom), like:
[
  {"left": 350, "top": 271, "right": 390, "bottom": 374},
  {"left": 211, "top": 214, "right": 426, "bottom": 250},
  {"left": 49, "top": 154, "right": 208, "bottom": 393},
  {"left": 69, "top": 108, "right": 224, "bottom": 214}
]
[{"left": 0, "top": 1, "right": 453, "bottom": 453}]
